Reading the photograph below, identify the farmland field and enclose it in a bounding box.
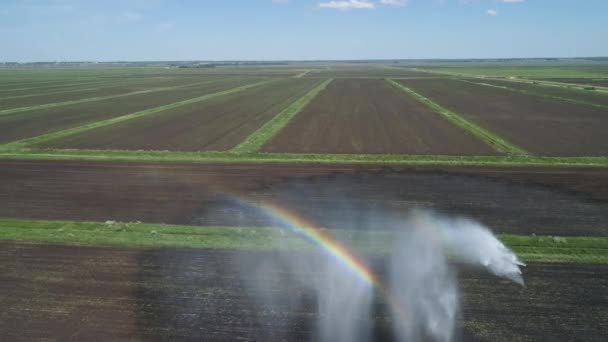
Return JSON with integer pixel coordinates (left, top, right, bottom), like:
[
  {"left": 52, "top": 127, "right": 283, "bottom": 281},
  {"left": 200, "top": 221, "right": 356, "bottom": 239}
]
[
  {"left": 398, "top": 78, "right": 608, "bottom": 156},
  {"left": 536, "top": 78, "right": 608, "bottom": 87},
  {"left": 419, "top": 64, "right": 608, "bottom": 79},
  {"left": 263, "top": 79, "right": 498, "bottom": 155},
  {"left": 468, "top": 78, "right": 608, "bottom": 107},
  {"left": 0, "top": 77, "right": 267, "bottom": 144},
  {"left": 43, "top": 78, "right": 321, "bottom": 152},
  {"left": 1, "top": 62, "right": 608, "bottom": 342},
  {"left": 1, "top": 160, "right": 607, "bottom": 236},
  {"left": 304, "top": 65, "right": 435, "bottom": 78},
  {"left": 1, "top": 242, "right": 606, "bottom": 341},
  {"left": 0, "top": 76, "right": 224, "bottom": 110}
]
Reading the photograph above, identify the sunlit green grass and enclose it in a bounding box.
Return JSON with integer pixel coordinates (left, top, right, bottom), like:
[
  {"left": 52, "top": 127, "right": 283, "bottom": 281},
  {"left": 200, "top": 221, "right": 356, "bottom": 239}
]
[{"left": 1, "top": 218, "right": 606, "bottom": 264}]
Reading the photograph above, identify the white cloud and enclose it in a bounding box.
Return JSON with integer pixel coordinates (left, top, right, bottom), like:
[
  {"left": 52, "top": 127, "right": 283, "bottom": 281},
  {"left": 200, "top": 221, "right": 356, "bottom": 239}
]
[
  {"left": 487, "top": 9, "right": 498, "bottom": 16},
  {"left": 380, "top": 0, "right": 408, "bottom": 6},
  {"left": 318, "top": 0, "right": 375, "bottom": 10}
]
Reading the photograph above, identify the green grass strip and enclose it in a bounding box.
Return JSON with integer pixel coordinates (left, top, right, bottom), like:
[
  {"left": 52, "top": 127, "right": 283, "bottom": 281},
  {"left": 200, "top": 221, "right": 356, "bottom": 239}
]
[
  {"left": 387, "top": 79, "right": 529, "bottom": 156},
  {"left": 1, "top": 79, "right": 274, "bottom": 149},
  {"left": 0, "top": 86, "right": 102, "bottom": 100},
  {"left": 412, "top": 67, "right": 608, "bottom": 93},
  {"left": 1, "top": 148, "right": 608, "bottom": 167},
  {"left": 464, "top": 80, "right": 608, "bottom": 110},
  {"left": 0, "top": 76, "right": 190, "bottom": 101},
  {"left": 0, "top": 218, "right": 606, "bottom": 264},
  {"left": 231, "top": 79, "right": 332, "bottom": 153},
  {"left": 0, "top": 79, "right": 226, "bottom": 116}
]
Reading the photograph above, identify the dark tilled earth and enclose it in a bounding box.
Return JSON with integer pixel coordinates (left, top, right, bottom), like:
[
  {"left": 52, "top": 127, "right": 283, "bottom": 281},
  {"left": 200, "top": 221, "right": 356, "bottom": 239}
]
[
  {"left": 262, "top": 79, "right": 498, "bottom": 155},
  {"left": 1, "top": 242, "right": 606, "bottom": 341},
  {"left": 1, "top": 160, "right": 607, "bottom": 236},
  {"left": 397, "top": 78, "right": 608, "bottom": 156}
]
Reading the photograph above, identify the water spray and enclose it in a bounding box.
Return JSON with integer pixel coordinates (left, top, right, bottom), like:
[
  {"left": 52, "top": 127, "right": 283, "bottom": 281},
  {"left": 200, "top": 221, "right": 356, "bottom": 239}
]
[{"left": 231, "top": 198, "right": 525, "bottom": 342}]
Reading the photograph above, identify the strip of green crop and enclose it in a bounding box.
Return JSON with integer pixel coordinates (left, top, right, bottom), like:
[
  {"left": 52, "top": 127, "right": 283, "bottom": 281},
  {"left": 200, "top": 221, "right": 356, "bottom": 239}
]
[
  {"left": 0, "top": 86, "right": 102, "bottom": 100},
  {"left": 0, "top": 78, "right": 126, "bottom": 93},
  {"left": 0, "top": 218, "right": 606, "bottom": 263},
  {"left": 387, "top": 79, "right": 529, "bottom": 156},
  {"left": 464, "top": 80, "right": 608, "bottom": 110},
  {"left": 231, "top": 79, "right": 332, "bottom": 153},
  {"left": 294, "top": 70, "right": 312, "bottom": 78},
  {"left": 0, "top": 76, "right": 189, "bottom": 101},
  {"left": 412, "top": 67, "right": 608, "bottom": 93},
  {"left": 1, "top": 148, "right": 608, "bottom": 167},
  {"left": 1, "top": 79, "right": 274, "bottom": 149},
  {"left": 0, "top": 79, "right": 225, "bottom": 116}
]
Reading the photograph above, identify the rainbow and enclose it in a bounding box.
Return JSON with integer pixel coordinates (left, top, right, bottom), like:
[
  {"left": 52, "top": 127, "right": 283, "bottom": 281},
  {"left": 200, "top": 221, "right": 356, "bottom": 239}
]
[
  {"left": 227, "top": 196, "right": 410, "bottom": 323},
  {"left": 232, "top": 197, "right": 414, "bottom": 321},
  {"left": 253, "top": 201, "right": 380, "bottom": 288}
]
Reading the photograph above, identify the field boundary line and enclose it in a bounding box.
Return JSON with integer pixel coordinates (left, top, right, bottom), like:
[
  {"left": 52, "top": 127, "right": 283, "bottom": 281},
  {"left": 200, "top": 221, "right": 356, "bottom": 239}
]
[
  {"left": 412, "top": 67, "right": 608, "bottom": 93},
  {"left": 0, "top": 86, "right": 102, "bottom": 100},
  {"left": 0, "top": 79, "right": 274, "bottom": 149},
  {"left": 0, "top": 78, "right": 125, "bottom": 93},
  {"left": 230, "top": 79, "right": 332, "bottom": 153},
  {"left": 0, "top": 76, "right": 191, "bottom": 101},
  {"left": 294, "top": 70, "right": 312, "bottom": 78},
  {"left": 386, "top": 79, "right": 529, "bottom": 156},
  {"left": 0, "top": 79, "right": 228, "bottom": 116},
  {"left": 1, "top": 149, "right": 607, "bottom": 167},
  {"left": 461, "top": 79, "right": 608, "bottom": 110},
  {"left": 0, "top": 218, "right": 606, "bottom": 263}
]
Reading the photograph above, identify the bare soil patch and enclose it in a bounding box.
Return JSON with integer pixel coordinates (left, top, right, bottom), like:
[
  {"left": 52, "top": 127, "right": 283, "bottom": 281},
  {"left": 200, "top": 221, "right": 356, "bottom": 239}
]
[
  {"left": 43, "top": 79, "right": 320, "bottom": 152},
  {"left": 263, "top": 79, "right": 498, "bottom": 155},
  {"left": 1, "top": 242, "right": 606, "bottom": 341},
  {"left": 398, "top": 78, "right": 608, "bottom": 156},
  {"left": 0, "top": 77, "right": 263, "bottom": 144},
  {"left": 1, "top": 160, "right": 607, "bottom": 236},
  {"left": 475, "top": 79, "right": 608, "bottom": 107}
]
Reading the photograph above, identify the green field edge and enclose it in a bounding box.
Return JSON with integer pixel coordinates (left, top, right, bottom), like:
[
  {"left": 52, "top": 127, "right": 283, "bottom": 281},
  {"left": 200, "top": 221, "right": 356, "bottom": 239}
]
[
  {"left": 0, "top": 78, "right": 231, "bottom": 116},
  {"left": 1, "top": 148, "right": 608, "bottom": 167},
  {"left": 0, "top": 79, "right": 275, "bottom": 149},
  {"left": 0, "top": 75, "right": 195, "bottom": 100},
  {"left": 0, "top": 218, "right": 606, "bottom": 264},
  {"left": 411, "top": 67, "right": 608, "bottom": 93},
  {"left": 386, "top": 79, "right": 529, "bottom": 156},
  {"left": 231, "top": 79, "right": 332, "bottom": 153},
  {"left": 0, "top": 75, "right": 205, "bottom": 101},
  {"left": 463, "top": 79, "right": 608, "bottom": 110}
]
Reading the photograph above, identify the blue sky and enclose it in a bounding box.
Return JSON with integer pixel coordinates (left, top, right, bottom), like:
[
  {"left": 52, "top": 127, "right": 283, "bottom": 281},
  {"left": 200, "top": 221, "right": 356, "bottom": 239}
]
[{"left": 1, "top": 0, "right": 607, "bottom": 61}]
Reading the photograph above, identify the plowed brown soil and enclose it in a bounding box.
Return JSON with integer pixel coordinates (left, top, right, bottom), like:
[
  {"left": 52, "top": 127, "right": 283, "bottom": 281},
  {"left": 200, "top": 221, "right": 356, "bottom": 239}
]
[
  {"left": 43, "top": 79, "right": 320, "bottom": 152},
  {"left": 263, "top": 79, "right": 499, "bottom": 155},
  {"left": 398, "top": 78, "right": 608, "bottom": 156},
  {"left": 473, "top": 79, "right": 608, "bottom": 107},
  {"left": 1, "top": 242, "right": 606, "bottom": 341},
  {"left": 0, "top": 77, "right": 264, "bottom": 144},
  {"left": 1, "top": 160, "right": 607, "bottom": 236}
]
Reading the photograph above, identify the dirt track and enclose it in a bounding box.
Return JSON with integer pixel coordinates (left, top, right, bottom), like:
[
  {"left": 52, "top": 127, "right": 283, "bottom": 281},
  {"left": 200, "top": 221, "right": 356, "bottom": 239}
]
[
  {"left": 398, "top": 79, "right": 608, "bottom": 156},
  {"left": 1, "top": 160, "right": 607, "bottom": 236},
  {"left": 1, "top": 242, "right": 606, "bottom": 341},
  {"left": 263, "top": 79, "right": 499, "bottom": 155}
]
